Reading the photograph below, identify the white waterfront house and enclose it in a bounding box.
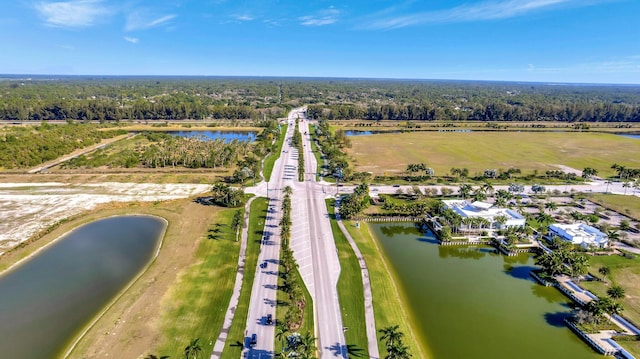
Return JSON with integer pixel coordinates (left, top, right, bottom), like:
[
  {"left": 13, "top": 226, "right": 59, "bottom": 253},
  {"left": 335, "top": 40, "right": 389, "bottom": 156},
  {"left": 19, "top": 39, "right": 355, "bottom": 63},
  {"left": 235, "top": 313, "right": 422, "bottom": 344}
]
[
  {"left": 548, "top": 223, "right": 609, "bottom": 248},
  {"left": 442, "top": 200, "right": 526, "bottom": 231}
]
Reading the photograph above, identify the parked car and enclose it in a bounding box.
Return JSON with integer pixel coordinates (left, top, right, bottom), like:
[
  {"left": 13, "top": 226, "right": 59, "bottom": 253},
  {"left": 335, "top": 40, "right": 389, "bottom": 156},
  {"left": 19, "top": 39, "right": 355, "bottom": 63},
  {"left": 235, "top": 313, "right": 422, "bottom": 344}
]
[
  {"left": 250, "top": 334, "right": 257, "bottom": 346},
  {"left": 266, "top": 314, "right": 273, "bottom": 325}
]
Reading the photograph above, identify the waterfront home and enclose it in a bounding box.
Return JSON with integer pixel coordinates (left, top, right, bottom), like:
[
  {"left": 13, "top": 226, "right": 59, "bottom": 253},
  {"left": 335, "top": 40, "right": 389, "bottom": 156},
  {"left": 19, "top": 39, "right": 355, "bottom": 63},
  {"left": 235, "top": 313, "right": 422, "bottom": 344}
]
[
  {"left": 442, "top": 200, "right": 526, "bottom": 232},
  {"left": 548, "top": 223, "right": 609, "bottom": 248}
]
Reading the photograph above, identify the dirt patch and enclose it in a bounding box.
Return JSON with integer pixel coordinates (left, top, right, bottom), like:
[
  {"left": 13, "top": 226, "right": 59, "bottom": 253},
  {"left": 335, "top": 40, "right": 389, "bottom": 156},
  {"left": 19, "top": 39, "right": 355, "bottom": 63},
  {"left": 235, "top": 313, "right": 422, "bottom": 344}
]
[{"left": 0, "top": 182, "right": 210, "bottom": 254}]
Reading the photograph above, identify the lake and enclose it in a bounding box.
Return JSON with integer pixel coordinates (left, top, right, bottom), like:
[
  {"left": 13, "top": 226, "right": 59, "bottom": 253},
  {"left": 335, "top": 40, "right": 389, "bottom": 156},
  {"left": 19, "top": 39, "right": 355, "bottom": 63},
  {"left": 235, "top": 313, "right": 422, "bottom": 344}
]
[
  {"left": 167, "top": 130, "right": 256, "bottom": 142},
  {"left": 0, "top": 215, "right": 166, "bottom": 359},
  {"left": 370, "top": 223, "right": 600, "bottom": 359}
]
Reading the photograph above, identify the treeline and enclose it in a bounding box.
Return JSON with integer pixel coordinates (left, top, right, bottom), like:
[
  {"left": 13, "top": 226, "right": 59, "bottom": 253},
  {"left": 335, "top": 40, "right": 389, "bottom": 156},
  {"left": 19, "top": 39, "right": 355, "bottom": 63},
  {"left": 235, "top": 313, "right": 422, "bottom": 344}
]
[
  {"left": 3, "top": 76, "right": 640, "bottom": 122},
  {"left": 308, "top": 102, "right": 640, "bottom": 122},
  {"left": 0, "top": 123, "right": 125, "bottom": 169},
  {"left": 0, "top": 77, "right": 289, "bottom": 121}
]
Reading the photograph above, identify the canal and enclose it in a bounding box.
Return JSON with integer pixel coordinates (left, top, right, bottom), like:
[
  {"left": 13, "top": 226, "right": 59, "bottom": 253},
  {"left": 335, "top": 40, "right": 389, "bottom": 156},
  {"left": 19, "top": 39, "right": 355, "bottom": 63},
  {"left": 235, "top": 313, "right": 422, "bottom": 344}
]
[
  {"left": 370, "top": 222, "right": 601, "bottom": 359},
  {"left": 0, "top": 215, "right": 166, "bottom": 359}
]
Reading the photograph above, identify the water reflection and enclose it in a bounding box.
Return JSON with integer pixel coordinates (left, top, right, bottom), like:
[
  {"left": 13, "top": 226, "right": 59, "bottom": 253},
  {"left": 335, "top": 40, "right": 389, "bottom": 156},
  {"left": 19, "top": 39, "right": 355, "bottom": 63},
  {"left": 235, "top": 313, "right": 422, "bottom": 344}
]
[
  {"left": 371, "top": 222, "right": 600, "bottom": 359},
  {"left": 167, "top": 130, "right": 256, "bottom": 142}
]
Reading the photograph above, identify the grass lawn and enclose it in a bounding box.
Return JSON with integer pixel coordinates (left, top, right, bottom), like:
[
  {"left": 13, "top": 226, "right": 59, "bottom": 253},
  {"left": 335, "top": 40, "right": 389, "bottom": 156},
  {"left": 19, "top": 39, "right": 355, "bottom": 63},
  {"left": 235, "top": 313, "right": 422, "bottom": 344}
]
[
  {"left": 614, "top": 340, "right": 640, "bottom": 357},
  {"left": 220, "top": 198, "right": 267, "bottom": 359},
  {"left": 326, "top": 200, "right": 369, "bottom": 358},
  {"left": 344, "top": 131, "right": 640, "bottom": 178},
  {"left": 580, "top": 253, "right": 640, "bottom": 326},
  {"left": 264, "top": 126, "right": 287, "bottom": 181},
  {"left": 343, "top": 221, "right": 430, "bottom": 359},
  {"left": 156, "top": 207, "right": 241, "bottom": 357},
  {"left": 587, "top": 194, "right": 640, "bottom": 221}
]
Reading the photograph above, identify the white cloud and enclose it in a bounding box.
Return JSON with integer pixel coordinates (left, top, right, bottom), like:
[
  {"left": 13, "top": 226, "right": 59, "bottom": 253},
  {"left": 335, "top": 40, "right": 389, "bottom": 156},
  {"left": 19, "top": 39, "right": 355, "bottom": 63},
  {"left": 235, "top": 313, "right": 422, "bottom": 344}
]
[
  {"left": 34, "top": 0, "right": 111, "bottom": 28},
  {"left": 126, "top": 13, "right": 176, "bottom": 31},
  {"left": 124, "top": 36, "right": 139, "bottom": 44},
  {"left": 299, "top": 7, "right": 340, "bottom": 26},
  {"left": 363, "top": 0, "right": 603, "bottom": 29},
  {"left": 234, "top": 14, "right": 254, "bottom": 21}
]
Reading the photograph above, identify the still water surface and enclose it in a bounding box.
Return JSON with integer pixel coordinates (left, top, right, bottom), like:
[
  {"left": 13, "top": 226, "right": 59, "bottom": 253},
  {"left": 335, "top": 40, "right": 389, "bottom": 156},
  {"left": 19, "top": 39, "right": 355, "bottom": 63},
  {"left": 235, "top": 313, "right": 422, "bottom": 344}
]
[
  {"left": 0, "top": 216, "right": 165, "bottom": 359},
  {"left": 168, "top": 130, "right": 256, "bottom": 142},
  {"left": 370, "top": 223, "right": 600, "bottom": 359}
]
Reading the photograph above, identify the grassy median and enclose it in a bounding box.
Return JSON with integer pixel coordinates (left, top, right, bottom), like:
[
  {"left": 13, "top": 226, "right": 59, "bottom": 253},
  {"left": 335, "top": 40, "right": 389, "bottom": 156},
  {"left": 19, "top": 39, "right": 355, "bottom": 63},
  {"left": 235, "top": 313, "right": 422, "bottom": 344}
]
[
  {"left": 326, "top": 200, "right": 369, "bottom": 357},
  {"left": 263, "top": 126, "right": 287, "bottom": 181},
  {"left": 343, "top": 221, "right": 430, "bottom": 359}
]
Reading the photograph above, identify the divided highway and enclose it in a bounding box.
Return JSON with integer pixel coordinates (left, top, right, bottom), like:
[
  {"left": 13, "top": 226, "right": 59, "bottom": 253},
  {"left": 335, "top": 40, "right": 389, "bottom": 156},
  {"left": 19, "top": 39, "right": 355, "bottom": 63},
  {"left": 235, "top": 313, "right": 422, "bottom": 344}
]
[{"left": 243, "top": 108, "right": 348, "bottom": 359}]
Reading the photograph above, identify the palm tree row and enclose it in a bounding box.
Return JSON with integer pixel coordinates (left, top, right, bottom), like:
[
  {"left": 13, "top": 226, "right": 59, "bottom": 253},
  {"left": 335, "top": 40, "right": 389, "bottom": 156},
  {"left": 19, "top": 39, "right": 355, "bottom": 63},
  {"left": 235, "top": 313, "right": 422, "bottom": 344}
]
[
  {"left": 278, "top": 186, "right": 307, "bottom": 332},
  {"left": 291, "top": 120, "right": 305, "bottom": 181}
]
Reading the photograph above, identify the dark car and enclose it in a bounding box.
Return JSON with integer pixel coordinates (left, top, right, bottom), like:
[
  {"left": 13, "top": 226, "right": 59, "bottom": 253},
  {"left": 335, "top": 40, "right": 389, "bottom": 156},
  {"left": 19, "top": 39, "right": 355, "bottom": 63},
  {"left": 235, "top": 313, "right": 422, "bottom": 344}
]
[
  {"left": 250, "top": 333, "right": 257, "bottom": 346},
  {"left": 266, "top": 314, "right": 273, "bottom": 325}
]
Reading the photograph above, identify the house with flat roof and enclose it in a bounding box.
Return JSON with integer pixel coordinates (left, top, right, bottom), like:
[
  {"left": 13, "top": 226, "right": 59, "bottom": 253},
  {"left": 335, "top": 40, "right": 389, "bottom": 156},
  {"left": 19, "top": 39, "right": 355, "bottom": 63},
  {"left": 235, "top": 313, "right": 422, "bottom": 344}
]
[
  {"left": 442, "top": 200, "right": 526, "bottom": 231},
  {"left": 548, "top": 223, "right": 609, "bottom": 248}
]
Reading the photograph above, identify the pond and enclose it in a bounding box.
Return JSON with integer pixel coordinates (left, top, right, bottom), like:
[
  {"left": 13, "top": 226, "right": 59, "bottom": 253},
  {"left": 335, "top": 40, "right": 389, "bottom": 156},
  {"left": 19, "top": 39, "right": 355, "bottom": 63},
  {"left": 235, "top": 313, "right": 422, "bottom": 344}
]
[
  {"left": 167, "top": 130, "right": 256, "bottom": 142},
  {"left": 370, "top": 223, "right": 600, "bottom": 359},
  {"left": 617, "top": 133, "right": 640, "bottom": 140},
  {"left": 0, "top": 215, "right": 166, "bottom": 359}
]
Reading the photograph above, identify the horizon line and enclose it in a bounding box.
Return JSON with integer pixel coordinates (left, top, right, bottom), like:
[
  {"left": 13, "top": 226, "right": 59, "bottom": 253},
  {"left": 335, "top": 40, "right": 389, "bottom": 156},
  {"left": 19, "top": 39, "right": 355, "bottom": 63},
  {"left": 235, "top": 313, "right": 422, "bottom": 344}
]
[{"left": 1, "top": 73, "right": 639, "bottom": 87}]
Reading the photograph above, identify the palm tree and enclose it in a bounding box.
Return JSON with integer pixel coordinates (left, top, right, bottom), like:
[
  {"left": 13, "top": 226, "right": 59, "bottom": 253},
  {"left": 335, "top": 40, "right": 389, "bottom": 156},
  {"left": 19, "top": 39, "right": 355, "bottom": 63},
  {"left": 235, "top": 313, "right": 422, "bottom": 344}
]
[
  {"left": 184, "top": 338, "right": 202, "bottom": 359},
  {"left": 607, "top": 285, "right": 626, "bottom": 300},
  {"left": 299, "top": 331, "right": 317, "bottom": 358},
  {"left": 623, "top": 181, "right": 631, "bottom": 195},
  {"left": 544, "top": 201, "right": 558, "bottom": 213},
  {"left": 284, "top": 185, "right": 293, "bottom": 196},
  {"left": 599, "top": 266, "right": 611, "bottom": 282},
  {"left": 458, "top": 183, "right": 473, "bottom": 199},
  {"left": 481, "top": 182, "right": 494, "bottom": 196},
  {"left": 536, "top": 212, "right": 553, "bottom": 227},
  {"left": 379, "top": 325, "right": 404, "bottom": 350},
  {"left": 275, "top": 323, "right": 289, "bottom": 353}
]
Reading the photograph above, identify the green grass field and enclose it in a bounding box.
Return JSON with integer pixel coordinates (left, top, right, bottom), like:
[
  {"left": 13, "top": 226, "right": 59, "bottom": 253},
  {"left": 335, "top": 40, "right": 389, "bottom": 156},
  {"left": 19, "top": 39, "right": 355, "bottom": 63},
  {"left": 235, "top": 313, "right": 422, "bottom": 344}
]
[
  {"left": 580, "top": 253, "right": 640, "bottom": 357},
  {"left": 220, "top": 198, "right": 267, "bottom": 359},
  {"left": 326, "top": 200, "right": 369, "bottom": 357},
  {"left": 157, "top": 208, "right": 240, "bottom": 357},
  {"left": 580, "top": 253, "right": 640, "bottom": 326},
  {"left": 344, "top": 131, "right": 640, "bottom": 179},
  {"left": 587, "top": 194, "right": 640, "bottom": 221},
  {"left": 344, "top": 221, "right": 430, "bottom": 359}
]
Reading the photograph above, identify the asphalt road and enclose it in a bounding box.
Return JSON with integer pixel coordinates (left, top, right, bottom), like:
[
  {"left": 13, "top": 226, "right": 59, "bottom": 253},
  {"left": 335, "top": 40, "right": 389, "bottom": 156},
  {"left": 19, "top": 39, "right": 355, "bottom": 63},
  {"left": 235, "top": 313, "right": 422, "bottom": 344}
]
[
  {"left": 242, "top": 118, "right": 296, "bottom": 359},
  {"left": 294, "top": 112, "right": 348, "bottom": 358}
]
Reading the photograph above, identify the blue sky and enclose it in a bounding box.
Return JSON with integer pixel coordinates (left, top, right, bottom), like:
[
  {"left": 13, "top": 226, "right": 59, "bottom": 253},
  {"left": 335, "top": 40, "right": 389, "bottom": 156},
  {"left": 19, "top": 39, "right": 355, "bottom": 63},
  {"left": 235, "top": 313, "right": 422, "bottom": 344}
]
[{"left": 0, "top": 0, "right": 638, "bottom": 83}]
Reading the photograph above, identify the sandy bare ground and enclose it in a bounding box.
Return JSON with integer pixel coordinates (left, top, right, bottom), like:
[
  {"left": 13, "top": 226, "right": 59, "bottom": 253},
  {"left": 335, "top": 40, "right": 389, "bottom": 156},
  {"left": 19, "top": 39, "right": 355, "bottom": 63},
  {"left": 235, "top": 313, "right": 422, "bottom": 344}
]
[{"left": 0, "top": 182, "right": 211, "bottom": 254}]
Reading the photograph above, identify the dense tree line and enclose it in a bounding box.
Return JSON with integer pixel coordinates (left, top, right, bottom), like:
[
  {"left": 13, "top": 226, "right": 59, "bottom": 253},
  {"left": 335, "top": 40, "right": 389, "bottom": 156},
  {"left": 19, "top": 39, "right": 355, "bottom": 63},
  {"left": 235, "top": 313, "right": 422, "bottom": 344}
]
[
  {"left": 2, "top": 76, "right": 639, "bottom": 122},
  {"left": 0, "top": 123, "right": 125, "bottom": 169},
  {"left": 308, "top": 101, "right": 640, "bottom": 122}
]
